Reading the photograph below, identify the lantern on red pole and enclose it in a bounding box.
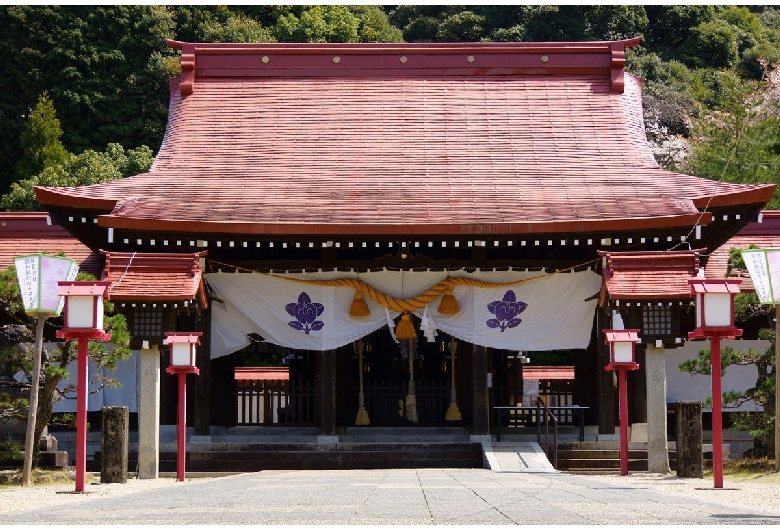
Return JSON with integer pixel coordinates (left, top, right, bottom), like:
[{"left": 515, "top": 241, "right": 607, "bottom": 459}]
[
  {"left": 603, "top": 328, "right": 640, "bottom": 476},
  {"left": 688, "top": 279, "right": 742, "bottom": 489},
  {"left": 164, "top": 332, "right": 201, "bottom": 482},
  {"left": 56, "top": 280, "right": 112, "bottom": 493}
]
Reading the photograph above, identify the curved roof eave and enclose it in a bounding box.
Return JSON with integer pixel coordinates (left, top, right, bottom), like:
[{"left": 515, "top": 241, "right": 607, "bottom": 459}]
[
  {"left": 87, "top": 211, "right": 712, "bottom": 237},
  {"left": 690, "top": 185, "right": 776, "bottom": 209},
  {"left": 35, "top": 186, "right": 117, "bottom": 213}
]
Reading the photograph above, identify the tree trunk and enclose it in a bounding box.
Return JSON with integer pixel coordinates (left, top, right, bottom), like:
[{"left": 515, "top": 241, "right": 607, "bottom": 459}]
[{"left": 33, "top": 372, "right": 62, "bottom": 468}]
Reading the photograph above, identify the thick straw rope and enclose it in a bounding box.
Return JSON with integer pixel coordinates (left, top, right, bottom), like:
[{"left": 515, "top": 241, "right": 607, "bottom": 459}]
[{"left": 208, "top": 259, "right": 599, "bottom": 313}]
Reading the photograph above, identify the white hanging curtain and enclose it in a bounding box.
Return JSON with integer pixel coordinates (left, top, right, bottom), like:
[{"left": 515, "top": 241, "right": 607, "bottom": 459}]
[{"left": 206, "top": 268, "right": 601, "bottom": 358}]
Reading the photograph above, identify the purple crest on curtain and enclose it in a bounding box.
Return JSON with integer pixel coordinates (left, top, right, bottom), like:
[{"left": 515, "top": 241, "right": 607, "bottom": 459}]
[
  {"left": 486, "top": 290, "right": 528, "bottom": 332},
  {"left": 286, "top": 292, "right": 325, "bottom": 334}
]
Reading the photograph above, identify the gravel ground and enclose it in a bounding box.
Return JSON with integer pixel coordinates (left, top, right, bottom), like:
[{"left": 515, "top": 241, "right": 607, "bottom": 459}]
[
  {"left": 570, "top": 471, "right": 780, "bottom": 513},
  {"left": 1, "top": 470, "right": 778, "bottom": 516}
]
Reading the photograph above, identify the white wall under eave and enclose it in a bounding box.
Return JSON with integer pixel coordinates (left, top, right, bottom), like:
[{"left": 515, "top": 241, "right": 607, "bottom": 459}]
[
  {"left": 665, "top": 339, "right": 765, "bottom": 412},
  {"left": 51, "top": 346, "right": 140, "bottom": 414}
]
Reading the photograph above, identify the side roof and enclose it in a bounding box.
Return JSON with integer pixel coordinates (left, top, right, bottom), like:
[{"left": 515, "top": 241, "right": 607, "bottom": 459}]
[
  {"left": 101, "top": 250, "right": 207, "bottom": 307},
  {"left": 35, "top": 38, "right": 775, "bottom": 239},
  {"left": 599, "top": 249, "right": 703, "bottom": 302},
  {"left": 0, "top": 212, "right": 102, "bottom": 276}
]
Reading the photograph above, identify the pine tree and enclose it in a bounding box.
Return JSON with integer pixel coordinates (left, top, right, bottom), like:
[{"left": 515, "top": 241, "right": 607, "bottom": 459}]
[{"left": 14, "top": 93, "right": 71, "bottom": 181}]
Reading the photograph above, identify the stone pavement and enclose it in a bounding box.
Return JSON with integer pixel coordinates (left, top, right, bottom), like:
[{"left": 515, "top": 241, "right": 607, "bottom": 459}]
[{"left": 3, "top": 462, "right": 780, "bottom": 525}]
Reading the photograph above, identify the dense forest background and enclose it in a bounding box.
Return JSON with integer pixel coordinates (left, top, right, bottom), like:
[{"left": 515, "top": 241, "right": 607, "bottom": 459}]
[{"left": 1, "top": 5, "right": 779, "bottom": 210}]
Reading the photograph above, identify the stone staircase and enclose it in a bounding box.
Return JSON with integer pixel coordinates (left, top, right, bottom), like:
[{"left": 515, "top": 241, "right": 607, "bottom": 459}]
[
  {"left": 554, "top": 441, "right": 716, "bottom": 474},
  {"left": 88, "top": 426, "right": 485, "bottom": 472}
]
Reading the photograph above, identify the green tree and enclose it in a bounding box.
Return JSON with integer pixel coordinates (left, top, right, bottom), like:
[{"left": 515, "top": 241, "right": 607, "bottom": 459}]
[
  {"left": 389, "top": 5, "right": 647, "bottom": 44},
  {"left": 587, "top": 5, "right": 649, "bottom": 41},
  {"left": 348, "top": 6, "right": 403, "bottom": 43},
  {"left": 196, "top": 12, "right": 275, "bottom": 43},
  {"left": 645, "top": 5, "right": 719, "bottom": 57},
  {"left": 435, "top": 10, "right": 486, "bottom": 42},
  {"left": 681, "top": 20, "right": 740, "bottom": 69},
  {"left": 14, "top": 93, "right": 71, "bottom": 181},
  {"left": 387, "top": 5, "right": 448, "bottom": 42},
  {"left": 274, "top": 6, "right": 360, "bottom": 43},
  {"left": 684, "top": 68, "right": 780, "bottom": 209},
  {"left": 0, "top": 144, "right": 154, "bottom": 212},
  {"left": 0, "top": 264, "right": 131, "bottom": 468},
  {"left": 721, "top": 6, "right": 779, "bottom": 78},
  {"left": 0, "top": 6, "right": 175, "bottom": 194},
  {"left": 678, "top": 246, "right": 776, "bottom": 456},
  {"left": 628, "top": 51, "right": 698, "bottom": 162}
]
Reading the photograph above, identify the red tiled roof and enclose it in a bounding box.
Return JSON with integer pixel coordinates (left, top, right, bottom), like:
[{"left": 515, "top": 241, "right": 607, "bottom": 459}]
[
  {"left": 235, "top": 367, "right": 289, "bottom": 381},
  {"left": 0, "top": 212, "right": 102, "bottom": 276},
  {"left": 101, "top": 251, "right": 207, "bottom": 306},
  {"left": 705, "top": 211, "right": 780, "bottom": 291},
  {"left": 523, "top": 366, "right": 574, "bottom": 380},
  {"left": 600, "top": 250, "right": 703, "bottom": 301},
  {"left": 34, "top": 39, "right": 775, "bottom": 237}
]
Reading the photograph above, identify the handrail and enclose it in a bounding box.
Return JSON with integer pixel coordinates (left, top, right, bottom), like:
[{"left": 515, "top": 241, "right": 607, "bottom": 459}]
[
  {"left": 493, "top": 403, "right": 590, "bottom": 469},
  {"left": 494, "top": 405, "right": 589, "bottom": 442},
  {"left": 493, "top": 402, "right": 590, "bottom": 468},
  {"left": 535, "top": 397, "right": 558, "bottom": 469}
]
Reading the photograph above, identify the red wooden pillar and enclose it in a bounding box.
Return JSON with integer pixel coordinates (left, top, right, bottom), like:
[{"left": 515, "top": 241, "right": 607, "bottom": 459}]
[
  {"left": 618, "top": 368, "right": 629, "bottom": 476},
  {"left": 711, "top": 336, "right": 724, "bottom": 489},
  {"left": 75, "top": 338, "right": 89, "bottom": 492}
]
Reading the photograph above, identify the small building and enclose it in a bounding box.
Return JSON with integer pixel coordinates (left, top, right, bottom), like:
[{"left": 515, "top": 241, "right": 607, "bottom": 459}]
[{"left": 28, "top": 37, "right": 776, "bottom": 448}]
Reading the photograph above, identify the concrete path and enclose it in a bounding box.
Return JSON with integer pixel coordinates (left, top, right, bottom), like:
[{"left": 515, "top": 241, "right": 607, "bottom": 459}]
[{"left": 3, "top": 466, "right": 780, "bottom": 525}]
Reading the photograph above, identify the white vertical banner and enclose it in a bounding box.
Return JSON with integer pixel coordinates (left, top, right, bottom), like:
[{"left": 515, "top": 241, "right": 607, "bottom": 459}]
[
  {"left": 14, "top": 255, "right": 40, "bottom": 312},
  {"left": 741, "top": 249, "right": 780, "bottom": 304},
  {"left": 13, "top": 253, "right": 79, "bottom": 316}
]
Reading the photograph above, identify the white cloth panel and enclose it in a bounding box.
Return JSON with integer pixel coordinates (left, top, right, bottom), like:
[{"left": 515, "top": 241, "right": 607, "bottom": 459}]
[
  {"left": 414, "top": 270, "right": 601, "bottom": 351},
  {"left": 207, "top": 271, "right": 400, "bottom": 356},
  {"left": 206, "top": 269, "right": 601, "bottom": 357},
  {"left": 52, "top": 347, "right": 140, "bottom": 413}
]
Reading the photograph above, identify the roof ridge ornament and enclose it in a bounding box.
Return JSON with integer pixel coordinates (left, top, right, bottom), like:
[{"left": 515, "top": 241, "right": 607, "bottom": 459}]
[
  {"left": 610, "top": 42, "right": 628, "bottom": 93},
  {"left": 168, "top": 40, "right": 196, "bottom": 97}
]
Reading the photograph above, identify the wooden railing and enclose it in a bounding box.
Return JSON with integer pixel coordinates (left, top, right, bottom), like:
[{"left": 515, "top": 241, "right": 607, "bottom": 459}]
[
  {"left": 236, "top": 379, "right": 315, "bottom": 426},
  {"left": 236, "top": 378, "right": 451, "bottom": 426}
]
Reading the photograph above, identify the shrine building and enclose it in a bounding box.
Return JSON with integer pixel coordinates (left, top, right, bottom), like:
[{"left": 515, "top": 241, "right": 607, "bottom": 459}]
[{"left": 30, "top": 37, "right": 776, "bottom": 468}]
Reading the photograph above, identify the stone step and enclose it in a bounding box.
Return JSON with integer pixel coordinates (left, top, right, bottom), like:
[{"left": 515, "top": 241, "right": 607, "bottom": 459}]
[
  {"left": 90, "top": 442, "right": 485, "bottom": 472},
  {"left": 556, "top": 449, "right": 649, "bottom": 459},
  {"left": 555, "top": 458, "right": 650, "bottom": 471},
  {"left": 552, "top": 442, "right": 716, "bottom": 473}
]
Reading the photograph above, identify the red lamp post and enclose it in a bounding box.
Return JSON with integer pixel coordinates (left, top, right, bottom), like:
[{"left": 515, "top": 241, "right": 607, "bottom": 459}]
[
  {"left": 688, "top": 279, "right": 742, "bottom": 489},
  {"left": 56, "top": 280, "right": 112, "bottom": 493},
  {"left": 164, "top": 332, "right": 201, "bottom": 482},
  {"left": 603, "top": 328, "right": 640, "bottom": 476}
]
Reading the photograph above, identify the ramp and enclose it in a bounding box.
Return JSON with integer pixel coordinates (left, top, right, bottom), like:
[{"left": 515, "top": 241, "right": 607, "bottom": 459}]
[{"left": 482, "top": 442, "right": 557, "bottom": 472}]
